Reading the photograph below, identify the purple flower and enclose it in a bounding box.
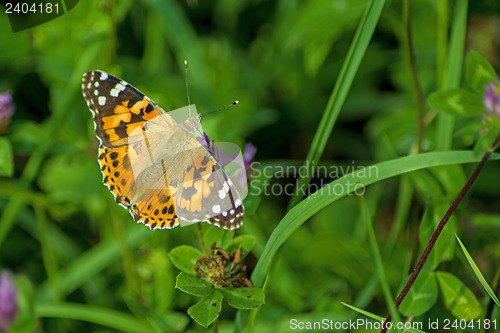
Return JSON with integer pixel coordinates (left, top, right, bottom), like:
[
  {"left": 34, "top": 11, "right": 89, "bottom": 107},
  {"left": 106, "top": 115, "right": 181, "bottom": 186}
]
[
  {"left": 0, "top": 271, "right": 18, "bottom": 332},
  {"left": 0, "top": 91, "right": 15, "bottom": 134},
  {"left": 197, "top": 133, "right": 211, "bottom": 151},
  {"left": 197, "top": 133, "right": 256, "bottom": 186},
  {"left": 197, "top": 133, "right": 232, "bottom": 166},
  {"left": 484, "top": 80, "right": 500, "bottom": 117},
  {"left": 243, "top": 143, "right": 256, "bottom": 172},
  {"left": 197, "top": 133, "right": 225, "bottom": 163}
]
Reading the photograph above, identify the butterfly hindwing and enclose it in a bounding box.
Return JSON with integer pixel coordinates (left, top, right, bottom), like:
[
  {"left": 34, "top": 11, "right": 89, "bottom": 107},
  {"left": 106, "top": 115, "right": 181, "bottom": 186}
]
[
  {"left": 97, "top": 146, "right": 180, "bottom": 229},
  {"left": 171, "top": 143, "right": 244, "bottom": 230}
]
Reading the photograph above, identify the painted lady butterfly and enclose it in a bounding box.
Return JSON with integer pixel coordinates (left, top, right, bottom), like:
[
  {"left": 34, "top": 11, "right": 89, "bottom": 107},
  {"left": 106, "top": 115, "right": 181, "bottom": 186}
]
[{"left": 82, "top": 70, "right": 244, "bottom": 230}]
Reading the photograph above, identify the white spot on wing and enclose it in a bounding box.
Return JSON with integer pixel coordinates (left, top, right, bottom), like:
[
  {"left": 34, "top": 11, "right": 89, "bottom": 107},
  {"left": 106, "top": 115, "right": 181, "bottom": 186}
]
[
  {"left": 94, "top": 81, "right": 99, "bottom": 87},
  {"left": 109, "top": 81, "right": 127, "bottom": 97},
  {"left": 100, "top": 72, "right": 108, "bottom": 80},
  {"left": 218, "top": 188, "right": 227, "bottom": 199},
  {"left": 98, "top": 96, "right": 106, "bottom": 106},
  {"left": 212, "top": 205, "right": 221, "bottom": 214},
  {"left": 110, "top": 83, "right": 126, "bottom": 97}
]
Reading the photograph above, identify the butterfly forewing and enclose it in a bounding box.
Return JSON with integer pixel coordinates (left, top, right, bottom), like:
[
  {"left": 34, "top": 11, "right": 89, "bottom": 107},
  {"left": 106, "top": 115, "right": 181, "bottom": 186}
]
[{"left": 82, "top": 71, "right": 169, "bottom": 147}]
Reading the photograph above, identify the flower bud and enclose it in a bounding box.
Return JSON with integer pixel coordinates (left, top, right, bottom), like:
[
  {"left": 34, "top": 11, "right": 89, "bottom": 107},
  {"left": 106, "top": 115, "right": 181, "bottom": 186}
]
[
  {"left": 0, "top": 91, "right": 15, "bottom": 134},
  {"left": 0, "top": 271, "right": 18, "bottom": 332},
  {"left": 484, "top": 80, "right": 500, "bottom": 117}
]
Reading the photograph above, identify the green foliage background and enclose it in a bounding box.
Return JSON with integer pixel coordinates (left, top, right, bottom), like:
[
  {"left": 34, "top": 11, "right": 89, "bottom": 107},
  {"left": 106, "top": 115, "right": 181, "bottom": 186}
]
[{"left": 1, "top": 0, "right": 500, "bottom": 332}]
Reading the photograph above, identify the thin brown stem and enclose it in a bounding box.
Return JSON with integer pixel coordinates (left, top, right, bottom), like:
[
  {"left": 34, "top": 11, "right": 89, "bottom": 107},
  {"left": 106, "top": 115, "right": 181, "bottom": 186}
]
[
  {"left": 380, "top": 131, "right": 500, "bottom": 333},
  {"left": 404, "top": 0, "right": 425, "bottom": 153},
  {"left": 198, "top": 223, "right": 207, "bottom": 257}
]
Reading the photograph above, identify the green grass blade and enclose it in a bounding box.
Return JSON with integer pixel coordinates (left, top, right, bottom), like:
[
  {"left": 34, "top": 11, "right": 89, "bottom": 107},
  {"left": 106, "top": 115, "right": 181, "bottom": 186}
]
[
  {"left": 255, "top": 151, "right": 499, "bottom": 288},
  {"left": 435, "top": 0, "right": 468, "bottom": 151},
  {"left": 35, "top": 302, "right": 156, "bottom": 333},
  {"left": 288, "top": 0, "right": 386, "bottom": 208},
  {"left": 436, "top": 0, "right": 448, "bottom": 89},
  {"left": 455, "top": 235, "right": 500, "bottom": 308},
  {"left": 342, "top": 302, "right": 428, "bottom": 333},
  {"left": 235, "top": 151, "right": 500, "bottom": 330},
  {"left": 341, "top": 302, "right": 385, "bottom": 321},
  {"left": 360, "top": 197, "right": 401, "bottom": 328}
]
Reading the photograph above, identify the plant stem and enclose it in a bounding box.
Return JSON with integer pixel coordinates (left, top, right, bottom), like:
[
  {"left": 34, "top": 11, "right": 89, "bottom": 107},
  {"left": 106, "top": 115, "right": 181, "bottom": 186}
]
[
  {"left": 404, "top": 0, "right": 425, "bottom": 153},
  {"left": 212, "top": 318, "right": 218, "bottom": 333},
  {"left": 380, "top": 131, "right": 500, "bottom": 333},
  {"left": 198, "top": 223, "right": 207, "bottom": 256},
  {"left": 111, "top": 212, "right": 138, "bottom": 295},
  {"left": 35, "top": 204, "right": 61, "bottom": 302}
]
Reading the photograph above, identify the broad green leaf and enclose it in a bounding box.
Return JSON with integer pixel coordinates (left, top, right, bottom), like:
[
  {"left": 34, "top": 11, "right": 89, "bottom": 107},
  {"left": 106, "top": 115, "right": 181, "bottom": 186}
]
[
  {"left": 168, "top": 246, "right": 202, "bottom": 274},
  {"left": 428, "top": 88, "right": 484, "bottom": 117},
  {"left": 203, "top": 226, "right": 233, "bottom": 254},
  {"left": 218, "top": 287, "right": 265, "bottom": 309},
  {"left": 465, "top": 50, "right": 498, "bottom": 95},
  {"left": 226, "top": 235, "right": 256, "bottom": 258},
  {"left": 474, "top": 125, "right": 500, "bottom": 160},
  {"left": 175, "top": 272, "right": 213, "bottom": 297},
  {"left": 136, "top": 248, "right": 175, "bottom": 312},
  {"left": 38, "top": 153, "right": 104, "bottom": 216},
  {"left": 429, "top": 165, "right": 466, "bottom": 197},
  {"left": 436, "top": 271, "right": 481, "bottom": 320},
  {"left": 408, "top": 170, "right": 444, "bottom": 199},
  {"left": 399, "top": 271, "right": 438, "bottom": 316},
  {"left": 456, "top": 235, "right": 500, "bottom": 308},
  {"left": 0, "top": 137, "right": 13, "bottom": 177},
  {"left": 187, "top": 290, "right": 223, "bottom": 328}
]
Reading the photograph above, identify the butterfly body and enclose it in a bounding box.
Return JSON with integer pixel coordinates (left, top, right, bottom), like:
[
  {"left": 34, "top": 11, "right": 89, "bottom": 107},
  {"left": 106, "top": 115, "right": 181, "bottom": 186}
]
[{"left": 82, "top": 70, "right": 244, "bottom": 230}]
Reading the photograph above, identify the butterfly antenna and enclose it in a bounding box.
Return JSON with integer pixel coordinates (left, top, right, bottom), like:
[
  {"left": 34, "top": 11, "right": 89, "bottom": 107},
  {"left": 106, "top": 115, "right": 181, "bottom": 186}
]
[
  {"left": 184, "top": 60, "right": 191, "bottom": 117},
  {"left": 201, "top": 100, "right": 239, "bottom": 118}
]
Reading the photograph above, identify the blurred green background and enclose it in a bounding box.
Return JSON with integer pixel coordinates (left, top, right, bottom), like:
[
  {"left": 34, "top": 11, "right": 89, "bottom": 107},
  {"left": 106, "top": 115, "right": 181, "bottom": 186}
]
[{"left": 1, "top": 0, "right": 500, "bottom": 332}]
